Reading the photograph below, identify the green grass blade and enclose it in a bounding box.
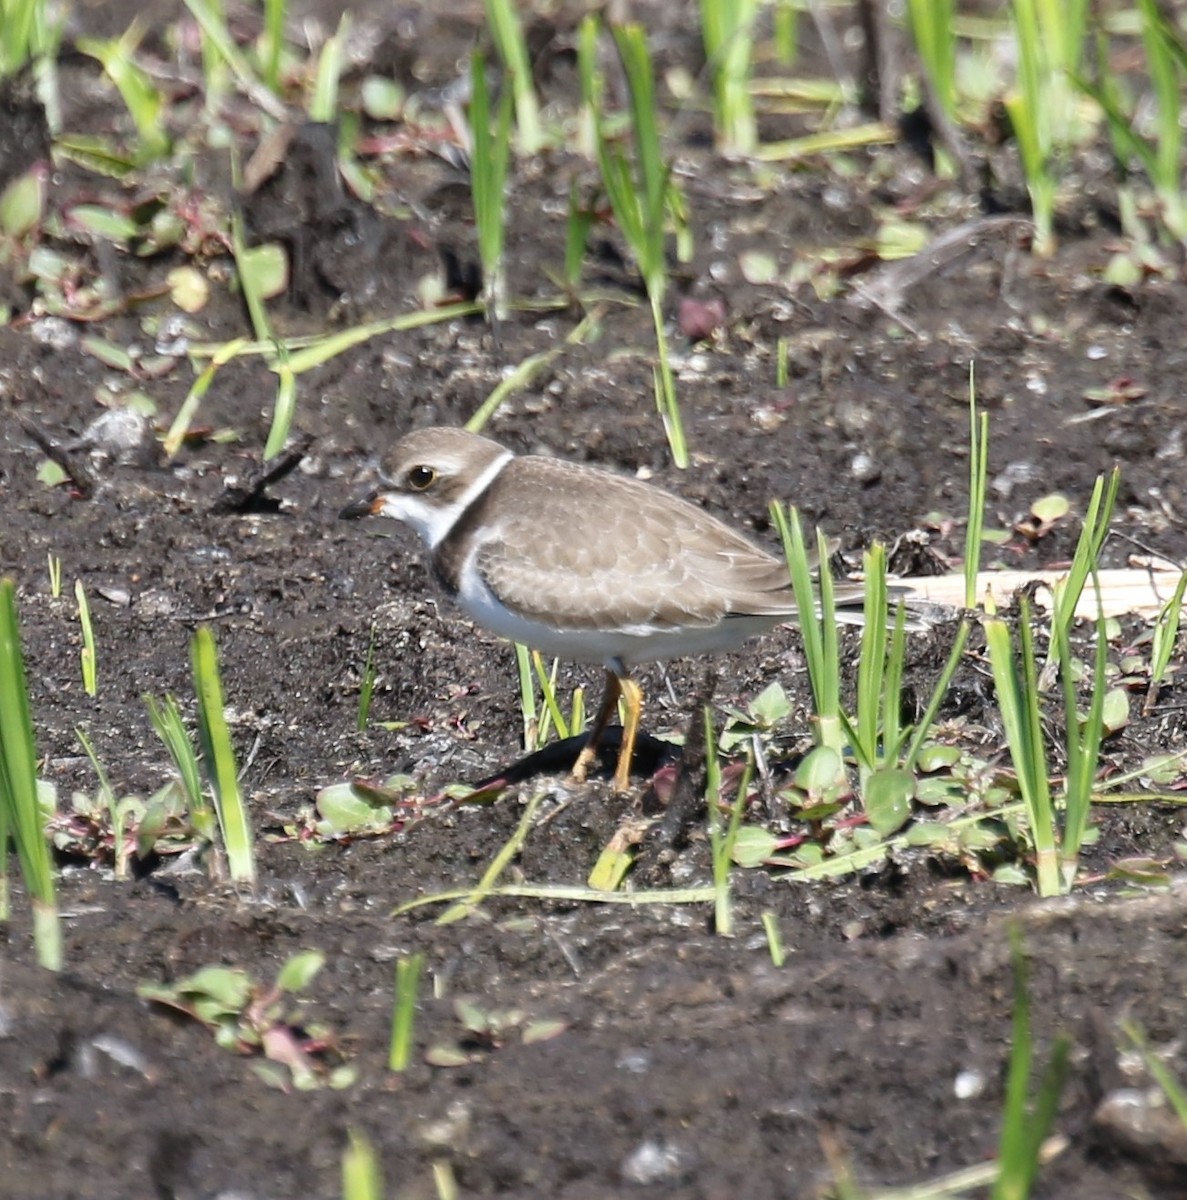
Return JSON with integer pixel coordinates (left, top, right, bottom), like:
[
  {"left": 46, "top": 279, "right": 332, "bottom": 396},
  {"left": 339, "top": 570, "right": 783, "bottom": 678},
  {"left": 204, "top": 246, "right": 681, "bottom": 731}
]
[
  {"left": 356, "top": 624, "right": 379, "bottom": 732},
  {"left": 1057, "top": 574, "right": 1107, "bottom": 884},
  {"left": 771, "top": 504, "right": 842, "bottom": 751},
  {"left": 1042, "top": 469, "right": 1119, "bottom": 686},
  {"left": 966, "top": 374, "right": 989, "bottom": 609},
  {"left": 389, "top": 953, "right": 424, "bottom": 1072},
  {"left": 192, "top": 626, "right": 255, "bottom": 884},
  {"left": 342, "top": 1129, "right": 384, "bottom": 1200},
  {"left": 469, "top": 50, "right": 514, "bottom": 320},
  {"left": 74, "top": 578, "right": 97, "bottom": 696},
  {"left": 984, "top": 599, "right": 1059, "bottom": 895},
  {"left": 308, "top": 12, "right": 347, "bottom": 123},
  {"left": 0, "top": 578, "right": 61, "bottom": 969},
  {"left": 260, "top": 0, "right": 285, "bottom": 94},
  {"left": 993, "top": 933, "right": 1070, "bottom": 1199},
  {"left": 856, "top": 544, "right": 888, "bottom": 771},
  {"left": 482, "top": 0, "right": 542, "bottom": 154}
]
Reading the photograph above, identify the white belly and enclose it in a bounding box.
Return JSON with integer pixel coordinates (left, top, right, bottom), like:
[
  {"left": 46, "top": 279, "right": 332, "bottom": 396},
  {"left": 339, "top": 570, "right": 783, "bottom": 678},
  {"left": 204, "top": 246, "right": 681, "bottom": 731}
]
[{"left": 454, "top": 561, "right": 784, "bottom": 668}]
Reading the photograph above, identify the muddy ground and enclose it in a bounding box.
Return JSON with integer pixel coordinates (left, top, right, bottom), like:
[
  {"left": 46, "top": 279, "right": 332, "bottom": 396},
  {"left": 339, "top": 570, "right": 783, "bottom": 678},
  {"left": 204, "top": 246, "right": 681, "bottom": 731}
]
[{"left": 2, "top": 2, "right": 1187, "bottom": 1197}]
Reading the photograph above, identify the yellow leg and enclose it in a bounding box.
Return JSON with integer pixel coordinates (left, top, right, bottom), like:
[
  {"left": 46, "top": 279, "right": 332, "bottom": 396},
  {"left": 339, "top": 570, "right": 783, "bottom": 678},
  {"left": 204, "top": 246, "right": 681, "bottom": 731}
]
[
  {"left": 612, "top": 676, "right": 643, "bottom": 794},
  {"left": 572, "top": 670, "right": 621, "bottom": 783}
]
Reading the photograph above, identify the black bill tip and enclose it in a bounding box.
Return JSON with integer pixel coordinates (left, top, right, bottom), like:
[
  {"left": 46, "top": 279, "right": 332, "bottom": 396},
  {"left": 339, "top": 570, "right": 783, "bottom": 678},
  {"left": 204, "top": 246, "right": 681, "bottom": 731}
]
[{"left": 339, "top": 492, "right": 381, "bottom": 520}]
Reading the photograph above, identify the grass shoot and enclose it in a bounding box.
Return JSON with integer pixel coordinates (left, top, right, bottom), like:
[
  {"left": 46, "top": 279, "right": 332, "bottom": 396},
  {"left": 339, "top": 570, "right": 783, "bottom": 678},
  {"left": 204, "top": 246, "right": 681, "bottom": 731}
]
[
  {"left": 357, "top": 624, "right": 379, "bottom": 732},
  {"left": 701, "top": 0, "right": 758, "bottom": 155},
  {"left": 192, "top": 626, "right": 255, "bottom": 884},
  {"left": 0, "top": 577, "right": 61, "bottom": 969},
  {"left": 144, "top": 692, "right": 216, "bottom": 843},
  {"left": 579, "top": 16, "right": 688, "bottom": 467},
  {"left": 74, "top": 578, "right": 97, "bottom": 696},
  {"left": 343, "top": 1129, "right": 384, "bottom": 1200},
  {"left": 482, "top": 0, "right": 542, "bottom": 155},
  {"left": 389, "top": 953, "right": 424, "bottom": 1072},
  {"left": 468, "top": 50, "right": 515, "bottom": 321},
  {"left": 992, "top": 934, "right": 1070, "bottom": 1198}
]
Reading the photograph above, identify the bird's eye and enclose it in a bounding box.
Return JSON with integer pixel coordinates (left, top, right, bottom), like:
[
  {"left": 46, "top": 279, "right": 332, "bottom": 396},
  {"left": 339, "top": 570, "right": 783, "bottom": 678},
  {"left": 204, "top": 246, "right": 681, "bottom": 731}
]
[{"left": 406, "top": 464, "right": 437, "bottom": 491}]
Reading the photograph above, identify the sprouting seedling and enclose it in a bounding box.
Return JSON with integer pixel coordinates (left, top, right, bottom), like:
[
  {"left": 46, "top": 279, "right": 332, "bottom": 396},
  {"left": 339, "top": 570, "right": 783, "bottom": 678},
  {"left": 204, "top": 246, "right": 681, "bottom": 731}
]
[
  {"left": 144, "top": 692, "right": 216, "bottom": 844},
  {"left": 0, "top": 0, "right": 64, "bottom": 81},
  {"left": 75, "top": 725, "right": 136, "bottom": 879},
  {"left": 74, "top": 578, "right": 97, "bottom": 697},
  {"left": 761, "top": 911, "right": 786, "bottom": 967},
  {"left": 1073, "top": 0, "right": 1187, "bottom": 245},
  {"left": 46, "top": 552, "right": 61, "bottom": 598},
  {"left": 259, "top": 0, "right": 286, "bottom": 96},
  {"left": 137, "top": 950, "right": 349, "bottom": 1090},
  {"left": 357, "top": 623, "right": 379, "bottom": 732},
  {"left": 563, "top": 181, "right": 595, "bottom": 293}
]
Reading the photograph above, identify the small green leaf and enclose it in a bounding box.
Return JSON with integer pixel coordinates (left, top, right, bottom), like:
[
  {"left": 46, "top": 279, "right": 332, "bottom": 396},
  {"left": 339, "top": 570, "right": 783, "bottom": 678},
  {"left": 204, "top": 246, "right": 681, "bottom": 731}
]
[
  {"left": 168, "top": 265, "right": 209, "bottom": 313},
  {"left": 864, "top": 768, "right": 914, "bottom": 835},
  {"left": 1107, "top": 857, "right": 1171, "bottom": 887},
  {"left": 238, "top": 242, "right": 288, "bottom": 299},
  {"left": 0, "top": 168, "right": 45, "bottom": 237},
  {"left": 1031, "top": 493, "right": 1070, "bottom": 524},
  {"left": 184, "top": 965, "right": 253, "bottom": 1008},
  {"left": 749, "top": 681, "right": 792, "bottom": 726},
  {"left": 315, "top": 782, "right": 394, "bottom": 835},
  {"left": 992, "top": 863, "right": 1031, "bottom": 886},
  {"left": 81, "top": 336, "right": 135, "bottom": 372},
  {"left": 453, "top": 998, "right": 489, "bottom": 1035},
  {"left": 425, "top": 1043, "right": 471, "bottom": 1068},
  {"left": 36, "top": 460, "right": 68, "bottom": 487},
  {"left": 1101, "top": 688, "right": 1130, "bottom": 734},
  {"left": 361, "top": 76, "right": 404, "bottom": 120},
  {"left": 730, "top": 825, "right": 779, "bottom": 868},
  {"left": 588, "top": 843, "right": 633, "bottom": 890},
  {"left": 68, "top": 204, "right": 139, "bottom": 243},
  {"left": 916, "top": 744, "right": 961, "bottom": 772},
  {"left": 739, "top": 249, "right": 778, "bottom": 285},
  {"left": 522, "top": 1019, "right": 567, "bottom": 1044},
  {"left": 904, "top": 820, "right": 952, "bottom": 847},
  {"left": 276, "top": 949, "right": 325, "bottom": 993},
  {"left": 795, "top": 746, "right": 844, "bottom": 793},
  {"left": 914, "top": 776, "right": 963, "bottom": 806}
]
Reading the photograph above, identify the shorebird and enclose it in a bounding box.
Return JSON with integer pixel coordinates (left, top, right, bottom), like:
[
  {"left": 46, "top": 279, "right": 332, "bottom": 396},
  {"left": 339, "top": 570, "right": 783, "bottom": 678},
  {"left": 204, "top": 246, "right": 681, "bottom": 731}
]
[{"left": 341, "top": 426, "right": 870, "bottom": 792}]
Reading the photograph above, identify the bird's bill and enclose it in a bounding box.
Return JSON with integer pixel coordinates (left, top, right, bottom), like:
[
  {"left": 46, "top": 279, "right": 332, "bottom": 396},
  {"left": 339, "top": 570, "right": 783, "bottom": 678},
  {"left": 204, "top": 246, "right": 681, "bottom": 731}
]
[{"left": 339, "top": 491, "right": 384, "bottom": 520}]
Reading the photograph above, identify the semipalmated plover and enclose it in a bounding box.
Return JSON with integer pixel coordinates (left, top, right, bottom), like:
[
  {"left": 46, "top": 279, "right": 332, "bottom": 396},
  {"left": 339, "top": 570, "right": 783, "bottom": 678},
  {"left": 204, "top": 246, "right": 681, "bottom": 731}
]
[{"left": 340, "top": 426, "right": 868, "bottom": 792}]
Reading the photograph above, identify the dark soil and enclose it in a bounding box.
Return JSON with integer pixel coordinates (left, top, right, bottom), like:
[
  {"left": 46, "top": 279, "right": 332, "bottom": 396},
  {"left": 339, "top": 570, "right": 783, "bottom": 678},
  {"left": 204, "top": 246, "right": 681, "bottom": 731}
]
[{"left": 2, "top": 3, "right": 1187, "bottom": 1198}]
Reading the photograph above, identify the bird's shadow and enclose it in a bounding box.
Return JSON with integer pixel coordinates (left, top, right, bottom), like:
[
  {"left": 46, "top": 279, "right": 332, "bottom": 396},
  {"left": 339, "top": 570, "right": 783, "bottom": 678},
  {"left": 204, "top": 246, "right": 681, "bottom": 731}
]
[{"left": 464, "top": 727, "right": 682, "bottom": 801}]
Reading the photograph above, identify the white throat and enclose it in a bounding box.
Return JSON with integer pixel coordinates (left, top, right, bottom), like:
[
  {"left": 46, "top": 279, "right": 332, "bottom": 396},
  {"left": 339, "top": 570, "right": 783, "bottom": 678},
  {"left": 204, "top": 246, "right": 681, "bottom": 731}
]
[{"left": 379, "top": 448, "right": 513, "bottom": 550}]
